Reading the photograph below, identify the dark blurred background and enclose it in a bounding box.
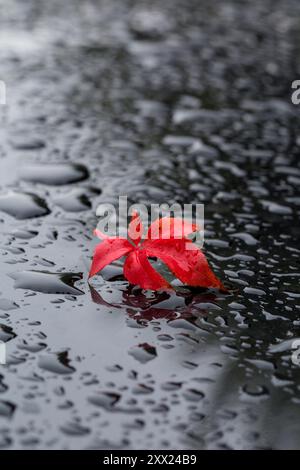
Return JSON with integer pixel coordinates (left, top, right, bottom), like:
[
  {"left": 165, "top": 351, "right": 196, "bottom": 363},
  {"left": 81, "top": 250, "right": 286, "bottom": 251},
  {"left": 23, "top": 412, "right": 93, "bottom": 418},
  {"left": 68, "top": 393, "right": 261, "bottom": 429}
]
[{"left": 0, "top": 0, "right": 299, "bottom": 450}]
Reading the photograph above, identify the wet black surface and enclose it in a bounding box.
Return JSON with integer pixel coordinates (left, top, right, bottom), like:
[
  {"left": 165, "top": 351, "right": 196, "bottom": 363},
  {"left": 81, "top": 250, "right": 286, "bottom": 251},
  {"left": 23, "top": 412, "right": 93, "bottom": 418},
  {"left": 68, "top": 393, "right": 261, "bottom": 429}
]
[{"left": 0, "top": 0, "right": 300, "bottom": 450}]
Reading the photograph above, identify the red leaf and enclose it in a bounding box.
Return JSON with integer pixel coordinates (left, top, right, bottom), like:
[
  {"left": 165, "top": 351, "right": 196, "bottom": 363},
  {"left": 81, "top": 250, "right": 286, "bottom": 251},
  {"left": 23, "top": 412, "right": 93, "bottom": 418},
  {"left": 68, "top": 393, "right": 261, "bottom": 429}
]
[
  {"left": 89, "top": 238, "right": 133, "bottom": 278},
  {"left": 94, "top": 228, "right": 111, "bottom": 240},
  {"left": 89, "top": 211, "right": 225, "bottom": 292},
  {"left": 144, "top": 238, "right": 225, "bottom": 290},
  {"left": 123, "top": 249, "right": 171, "bottom": 291},
  {"left": 147, "top": 217, "right": 199, "bottom": 240},
  {"left": 128, "top": 210, "right": 144, "bottom": 245}
]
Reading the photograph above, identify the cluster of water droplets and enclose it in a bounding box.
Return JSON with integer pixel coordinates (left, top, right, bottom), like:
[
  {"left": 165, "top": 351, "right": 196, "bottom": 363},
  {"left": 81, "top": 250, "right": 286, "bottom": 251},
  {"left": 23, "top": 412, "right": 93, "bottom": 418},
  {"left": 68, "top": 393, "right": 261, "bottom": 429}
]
[{"left": 0, "top": 0, "right": 299, "bottom": 450}]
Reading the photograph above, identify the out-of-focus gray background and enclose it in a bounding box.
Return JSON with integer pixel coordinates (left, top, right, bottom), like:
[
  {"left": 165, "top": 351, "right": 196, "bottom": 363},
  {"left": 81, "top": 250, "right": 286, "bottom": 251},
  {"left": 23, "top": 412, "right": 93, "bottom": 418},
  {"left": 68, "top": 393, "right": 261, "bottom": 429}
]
[{"left": 0, "top": 0, "right": 299, "bottom": 449}]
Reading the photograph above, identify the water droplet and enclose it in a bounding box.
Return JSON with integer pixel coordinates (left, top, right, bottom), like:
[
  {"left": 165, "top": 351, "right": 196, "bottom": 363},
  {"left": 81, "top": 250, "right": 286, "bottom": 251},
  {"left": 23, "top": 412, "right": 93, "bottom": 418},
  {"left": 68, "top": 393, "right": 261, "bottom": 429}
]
[
  {"left": 129, "top": 343, "right": 157, "bottom": 363},
  {"left": 241, "top": 384, "right": 269, "bottom": 401},
  {"left": 60, "top": 421, "right": 90, "bottom": 436},
  {"left": 88, "top": 392, "right": 121, "bottom": 409},
  {"left": 132, "top": 384, "right": 154, "bottom": 395},
  {"left": 38, "top": 351, "right": 76, "bottom": 375},
  {"left": 0, "top": 299, "right": 19, "bottom": 311},
  {"left": 18, "top": 340, "right": 47, "bottom": 353},
  {"left": 0, "top": 400, "right": 16, "bottom": 418},
  {"left": 9, "top": 229, "right": 38, "bottom": 239},
  {"left": 54, "top": 189, "right": 91, "bottom": 212},
  {"left": 10, "top": 270, "right": 84, "bottom": 295},
  {"left": 0, "top": 324, "right": 17, "bottom": 342},
  {"left": 129, "top": 9, "right": 172, "bottom": 40},
  {"left": 244, "top": 287, "right": 266, "bottom": 296},
  {"left": 0, "top": 372, "right": 8, "bottom": 393},
  {"left": 230, "top": 232, "right": 258, "bottom": 246},
  {"left": 20, "top": 163, "right": 89, "bottom": 185},
  {"left": 183, "top": 389, "right": 205, "bottom": 402},
  {"left": 161, "top": 382, "right": 182, "bottom": 391},
  {"left": 261, "top": 200, "right": 292, "bottom": 215},
  {"left": 0, "top": 191, "right": 50, "bottom": 219}
]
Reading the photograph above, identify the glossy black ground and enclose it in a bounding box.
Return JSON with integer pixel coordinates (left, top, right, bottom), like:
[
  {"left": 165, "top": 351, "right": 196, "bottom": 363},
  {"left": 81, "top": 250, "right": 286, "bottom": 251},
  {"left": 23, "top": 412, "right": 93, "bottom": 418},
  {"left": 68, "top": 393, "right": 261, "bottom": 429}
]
[{"left": 0, "top": 0, "right": 299, "bottom": 450}]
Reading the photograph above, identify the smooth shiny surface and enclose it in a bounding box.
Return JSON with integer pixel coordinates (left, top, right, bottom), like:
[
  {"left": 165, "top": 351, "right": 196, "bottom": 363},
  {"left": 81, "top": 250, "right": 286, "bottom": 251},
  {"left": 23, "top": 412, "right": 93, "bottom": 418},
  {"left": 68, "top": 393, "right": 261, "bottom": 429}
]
[{"left": 0, "top": 0, "right": 299, "bottom": 450}]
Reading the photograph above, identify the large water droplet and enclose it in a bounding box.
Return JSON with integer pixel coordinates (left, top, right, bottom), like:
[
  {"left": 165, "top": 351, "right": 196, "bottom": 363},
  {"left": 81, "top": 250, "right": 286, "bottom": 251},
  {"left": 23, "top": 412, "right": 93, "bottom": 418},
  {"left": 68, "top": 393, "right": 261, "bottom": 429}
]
[
  {"left": 54, "top": 189, "right": 91, "bottom": 212},
  {"left": 88, "top": 392, "right": 121, "bottom": 409},
  {"left": 0, "top": 191, "right": 50, "bottom": 219},
  {"left": 240, "top": 383, "right": 270, "bottom": 402},
  {"left": 129, "top": 343, "right": 157, "bottom": 363},
  {"left": 0, "top": 299, "right": 19, "bottom": 311},
  {"left": 20, "top": 163, "right": 89, "bottom": 185},
  {"left": 0, "top": 324, "right": 17, "bottom": 342},
  {"left": 38, "top": 351, "right": 76, "bottom": 375},
  {"left": 0, "top": 400, "right": 16, "bottom": 418},
  {"left": 9, "top": 270, "right": 84, "bottom": 295}
]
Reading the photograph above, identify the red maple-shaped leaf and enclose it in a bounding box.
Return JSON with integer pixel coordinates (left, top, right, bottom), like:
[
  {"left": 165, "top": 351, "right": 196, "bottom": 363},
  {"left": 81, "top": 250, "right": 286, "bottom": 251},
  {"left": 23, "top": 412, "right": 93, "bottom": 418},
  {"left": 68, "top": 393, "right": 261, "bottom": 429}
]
[{"left": 89, "top": 211, "right": 225, "bottom": 291}]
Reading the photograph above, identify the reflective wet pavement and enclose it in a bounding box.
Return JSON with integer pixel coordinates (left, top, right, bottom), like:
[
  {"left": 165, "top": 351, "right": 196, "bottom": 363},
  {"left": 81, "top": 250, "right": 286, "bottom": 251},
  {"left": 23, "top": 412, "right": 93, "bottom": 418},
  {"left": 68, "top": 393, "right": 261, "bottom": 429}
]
[{"left": 0, "top": 0, "right": 299, "bottom": 449}]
